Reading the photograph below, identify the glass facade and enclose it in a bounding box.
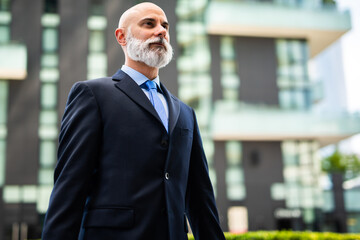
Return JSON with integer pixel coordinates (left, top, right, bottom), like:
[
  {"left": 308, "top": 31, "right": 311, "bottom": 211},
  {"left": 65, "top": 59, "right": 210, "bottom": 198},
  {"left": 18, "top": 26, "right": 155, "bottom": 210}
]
[
  {"left": 281, "top": 141, "right": 323, "bottom": 225},
  {"left": 0, "top": 81, "right": 8, "bottom": 186},
  {"left": 0, "top": 0, "right": 10, "bottom": 11},
  {"left": 176, "top": 0, "right": 216, "bottom": 186},
  {"left": 87, "top": 0, "right": 107, "bottom": 79},
  {"left": 225, "top": 141, "right": 245, "bottom": 200},
  {"left": 0, "top": 1, "right": 11, "bottom": 187},
  {"left": 220, "top": 36, "right": 240, "bottom": 103},
  {"left": 37, "top": 2, "right": 60, "bottom": 213}
]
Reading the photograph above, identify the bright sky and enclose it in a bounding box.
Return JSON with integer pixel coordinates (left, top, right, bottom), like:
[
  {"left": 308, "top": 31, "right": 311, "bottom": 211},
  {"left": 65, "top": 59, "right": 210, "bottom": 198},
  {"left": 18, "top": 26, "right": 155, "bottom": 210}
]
[
  {"left": 337, "top": 0, "right": 360, "bottom": 113},
  {"left": 321, "top": 1, "right": 360, "bottom": 155}
]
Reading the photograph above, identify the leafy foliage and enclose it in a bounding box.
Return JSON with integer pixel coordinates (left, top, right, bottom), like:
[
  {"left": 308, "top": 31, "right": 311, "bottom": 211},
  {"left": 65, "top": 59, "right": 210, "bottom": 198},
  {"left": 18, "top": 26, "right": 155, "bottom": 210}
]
[
  {"left": 321, "top": 150, "right": 360, "bottom": 178},
  {"left": 188, "top": 231, "right": 360, "bottom": 240}
]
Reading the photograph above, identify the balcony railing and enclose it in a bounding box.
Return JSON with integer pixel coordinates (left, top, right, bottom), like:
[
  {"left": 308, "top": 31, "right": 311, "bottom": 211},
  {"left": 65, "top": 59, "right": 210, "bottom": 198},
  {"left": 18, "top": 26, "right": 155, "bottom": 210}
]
[{"left": 211, "top": 101, "right": 360, "bottom": 146}]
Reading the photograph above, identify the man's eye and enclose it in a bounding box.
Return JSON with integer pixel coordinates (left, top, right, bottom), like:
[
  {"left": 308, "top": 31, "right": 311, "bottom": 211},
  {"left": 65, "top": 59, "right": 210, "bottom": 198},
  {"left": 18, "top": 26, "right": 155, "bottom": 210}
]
[{"left": 145, "top": 22, "right": 153, "bottom": 26}]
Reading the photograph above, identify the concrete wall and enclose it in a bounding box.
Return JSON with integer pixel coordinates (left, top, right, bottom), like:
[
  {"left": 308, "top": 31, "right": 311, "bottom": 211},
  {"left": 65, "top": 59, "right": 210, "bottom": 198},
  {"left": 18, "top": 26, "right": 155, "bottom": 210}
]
[
  {"left": 235, "top": 37, "right": 279, "bottom": 105},
  {"left": 58, "top": 0, "right": 89, "bottom": 118}
]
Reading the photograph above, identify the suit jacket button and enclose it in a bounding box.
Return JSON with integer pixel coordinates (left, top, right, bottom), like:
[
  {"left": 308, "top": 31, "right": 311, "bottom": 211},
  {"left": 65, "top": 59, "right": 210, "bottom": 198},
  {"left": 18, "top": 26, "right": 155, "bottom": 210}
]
[
  {"left": 165, "top": 172, "right": 170, "bottom": 180},
  {"left": 161, "top": 139, "right": 168, "bottom": 147}
]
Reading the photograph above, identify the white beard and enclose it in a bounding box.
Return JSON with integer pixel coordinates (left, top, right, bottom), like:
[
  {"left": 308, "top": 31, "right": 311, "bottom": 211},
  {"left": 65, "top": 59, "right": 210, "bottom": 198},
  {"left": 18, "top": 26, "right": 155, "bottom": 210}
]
[{"left": 126, "top": 30, "right": 173, "bottom": 69}]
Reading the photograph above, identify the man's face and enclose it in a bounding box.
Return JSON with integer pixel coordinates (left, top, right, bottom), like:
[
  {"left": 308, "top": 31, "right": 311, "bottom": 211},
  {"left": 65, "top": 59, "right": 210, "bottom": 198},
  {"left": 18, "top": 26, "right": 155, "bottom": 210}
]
[
  {"left": 128, "top": 5, "right": 170, "bottom": 48},
  {"left": 126, "top": 28, "right": 173, "bottom": 69},
  {"left": 124, "top": 6, "right": 173, "bottom": 68}
]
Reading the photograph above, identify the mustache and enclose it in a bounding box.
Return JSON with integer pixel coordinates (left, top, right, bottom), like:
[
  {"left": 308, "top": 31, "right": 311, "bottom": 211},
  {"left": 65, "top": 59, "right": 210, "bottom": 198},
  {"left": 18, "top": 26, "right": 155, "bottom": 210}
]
[
  {"left": 147, "top": 37, "right": 165, "bottom": 44},
  {"left": 146, "top": 37, "right": 168, "bottom": 49}
]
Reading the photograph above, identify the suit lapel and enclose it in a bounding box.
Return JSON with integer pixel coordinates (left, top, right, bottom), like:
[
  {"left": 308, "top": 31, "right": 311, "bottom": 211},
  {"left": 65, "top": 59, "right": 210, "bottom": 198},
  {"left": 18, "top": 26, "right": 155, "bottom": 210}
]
[
  {"left": 112, "top": 70, "right": 163, "bottom": 127},
  {"left": 161, "top": 83, "right": 180, "bottom": 135},
  {"left": 112, "top": 69, "right": 180, "bottom": 134}
]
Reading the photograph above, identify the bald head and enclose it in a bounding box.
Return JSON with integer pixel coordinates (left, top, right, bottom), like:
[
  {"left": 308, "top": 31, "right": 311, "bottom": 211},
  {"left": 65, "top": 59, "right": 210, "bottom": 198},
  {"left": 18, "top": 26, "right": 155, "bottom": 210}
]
[{"left": 118, "top": 2, "right": 166, "bottom": 29}]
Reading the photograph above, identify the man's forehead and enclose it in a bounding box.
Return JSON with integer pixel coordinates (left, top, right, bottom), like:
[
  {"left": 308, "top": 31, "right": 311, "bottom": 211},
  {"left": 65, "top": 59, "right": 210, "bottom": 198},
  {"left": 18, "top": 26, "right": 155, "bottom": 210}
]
[
  {"left": 138, "top": 14, "right": 168, "bottom": 23},
  {"left": 119, "top": 3, "right": 167, "bottom": 28},
  {"left": 134, "top": 7, "right": 167, "bottom": 22}
]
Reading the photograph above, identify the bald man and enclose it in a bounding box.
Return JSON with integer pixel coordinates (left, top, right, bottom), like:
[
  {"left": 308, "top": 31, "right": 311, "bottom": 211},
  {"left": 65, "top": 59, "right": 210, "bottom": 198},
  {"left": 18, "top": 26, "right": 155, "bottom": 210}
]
[{"left": 42, "top": 3, "right": 225, "bottom": 240}]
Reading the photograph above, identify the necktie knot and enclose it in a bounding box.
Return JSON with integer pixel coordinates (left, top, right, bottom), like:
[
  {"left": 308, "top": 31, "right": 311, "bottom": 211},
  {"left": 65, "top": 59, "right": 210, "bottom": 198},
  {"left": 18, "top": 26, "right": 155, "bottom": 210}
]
[{"left": 145, "top": 80, "right": 157, "bottom": 91}]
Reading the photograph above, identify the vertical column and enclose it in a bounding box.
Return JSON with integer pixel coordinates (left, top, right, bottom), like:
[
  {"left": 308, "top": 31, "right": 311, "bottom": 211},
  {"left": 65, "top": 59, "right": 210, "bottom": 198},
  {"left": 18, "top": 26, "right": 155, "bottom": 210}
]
[
  {"left": 331, "top": 173, "right": 347, "bottom": 233},
  {"left": 105, "top": 0, "right": 131, "bottom": 76},
  {"left": 0, "top": 189, "right": 3, "bottom": 240},
  {"left": 242, "top": 141, "right": 285, "bottom": 230},
  {"left": 6, "top": 0, "right": 42, "bottom": 185},
  {"left": 87, "top": 0, "right": 107, "bottom": 79},
  {"left": 58, "top": 0, "right": 88, "bottom": 117},
  {"left": 1, "top": 2, "right": 12, "bottom": 239},
  {"left": 214, "top": 141, "right": 228, "bottom": 231},
  {"left": 209, "top": 35, "right": 222, "bottom": 102},
  {"left": 37, "top": 1, "right": 61, "bottom": 219}
]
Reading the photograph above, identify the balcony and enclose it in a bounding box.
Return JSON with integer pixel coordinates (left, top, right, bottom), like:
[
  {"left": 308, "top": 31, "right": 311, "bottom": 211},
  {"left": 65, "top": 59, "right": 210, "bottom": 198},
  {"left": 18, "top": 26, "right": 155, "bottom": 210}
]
[
  {"left": 211, "top": 101, "right": 360, "bottom": 147},
  {"left": 205, "top": 0, "right": 351, "bottom": 57}
]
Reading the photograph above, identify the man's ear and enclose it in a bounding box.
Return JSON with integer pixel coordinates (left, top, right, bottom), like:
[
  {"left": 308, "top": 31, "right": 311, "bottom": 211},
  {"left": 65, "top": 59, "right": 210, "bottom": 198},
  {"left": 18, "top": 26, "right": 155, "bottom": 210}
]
[{"left": 115, "top": 28, "right": 126, "bottom": 46}]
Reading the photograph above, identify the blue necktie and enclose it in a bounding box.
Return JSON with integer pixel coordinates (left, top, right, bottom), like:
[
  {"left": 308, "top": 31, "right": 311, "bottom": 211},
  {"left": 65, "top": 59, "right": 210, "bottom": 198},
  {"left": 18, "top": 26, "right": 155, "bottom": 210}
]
[{"left": 144, "top": 80, "right": 168, "bottom": 132}]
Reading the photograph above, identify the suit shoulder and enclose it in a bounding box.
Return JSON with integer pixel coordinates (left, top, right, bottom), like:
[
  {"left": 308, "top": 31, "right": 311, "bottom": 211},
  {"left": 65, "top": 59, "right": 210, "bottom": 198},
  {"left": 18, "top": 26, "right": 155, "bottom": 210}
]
[
  {"left": 82, "top": 77, "right": 113, "bottom": 88},
  {"left": 180, "top": 100, "right": 193, "bottom": 113},
  {"left": 70, "top": 77, "right": 114, "bottom": 92},
  {"left": 66, "top": 78, "right": 113, "bottom": 102},
  {"left": 170, "top": 95, "right": 195, "bottom": 117}
]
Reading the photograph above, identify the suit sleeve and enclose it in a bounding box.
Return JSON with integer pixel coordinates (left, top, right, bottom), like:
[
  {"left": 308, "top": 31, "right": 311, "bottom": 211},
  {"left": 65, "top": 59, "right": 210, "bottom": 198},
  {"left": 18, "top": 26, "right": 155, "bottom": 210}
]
[
  {"left": 42, "top": 82, "right": 102, "bottom": 240},
  {"left": 186, "top": 109, "right": 226, "bottom": 240}
]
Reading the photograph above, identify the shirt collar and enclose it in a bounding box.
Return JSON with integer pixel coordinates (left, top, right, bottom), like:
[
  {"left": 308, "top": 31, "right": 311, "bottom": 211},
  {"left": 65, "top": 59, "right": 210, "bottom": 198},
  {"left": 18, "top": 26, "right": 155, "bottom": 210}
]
[{"left": 121, "top": 65, "right": 161, "bottom": 90}]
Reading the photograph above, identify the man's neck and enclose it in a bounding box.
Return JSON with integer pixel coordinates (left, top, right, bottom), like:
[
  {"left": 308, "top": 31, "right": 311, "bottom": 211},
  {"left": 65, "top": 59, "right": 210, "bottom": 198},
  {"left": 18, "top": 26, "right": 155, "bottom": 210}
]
[{"left": 125, "top": 59, "right": 158, "bottom": 80}]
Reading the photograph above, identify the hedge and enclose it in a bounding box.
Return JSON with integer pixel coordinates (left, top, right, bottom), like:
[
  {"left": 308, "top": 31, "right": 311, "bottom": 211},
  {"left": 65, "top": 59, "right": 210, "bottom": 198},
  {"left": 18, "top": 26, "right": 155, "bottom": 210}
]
[
  {"left": 32, "top": 231, "right": 360, "bottom": 240},
  {"left": 188, "top": 231, "right": 360, "bottom": 240}
]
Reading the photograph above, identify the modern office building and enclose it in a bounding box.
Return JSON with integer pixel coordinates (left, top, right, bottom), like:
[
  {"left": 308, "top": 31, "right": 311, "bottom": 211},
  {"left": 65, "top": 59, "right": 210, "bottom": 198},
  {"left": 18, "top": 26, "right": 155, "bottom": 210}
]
[{"left": 0, "top": 0, "right": 359, "bottom": 239}]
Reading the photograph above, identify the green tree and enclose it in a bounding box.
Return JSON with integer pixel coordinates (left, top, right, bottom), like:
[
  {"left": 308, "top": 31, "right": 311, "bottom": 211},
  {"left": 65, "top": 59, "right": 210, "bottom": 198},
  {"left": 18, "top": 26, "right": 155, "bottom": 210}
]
[
  {"left": 321, "top": 149, "right": 360, "bottom": 233},
  {"left": 322, "top": 149, "right": 360, "bottom": 179}
]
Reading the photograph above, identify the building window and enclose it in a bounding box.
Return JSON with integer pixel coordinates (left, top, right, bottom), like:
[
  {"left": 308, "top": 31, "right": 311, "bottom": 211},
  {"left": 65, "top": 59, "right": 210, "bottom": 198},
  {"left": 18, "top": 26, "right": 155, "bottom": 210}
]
[
  {"left": 176, "top": 0, "right": 211, "bottom": 128},
  {"left": 220, "top": 36, "right": 240, "bottom": 102},
  {"left": 87, "top": 0, "right": 107, "bottom": 79},
  {"left": 3, "top": 185, "right": 38, "bottom": 203},
  {"left": 228, "top": 206, "right": 248, "bottom": 233},
  {"left": 42, "top": 28, "right": 58, "bottom": 52},
  {"left": 37, "top": 3, "right": 60, "bottom": 213},
  {"left": 226, "top": 141, "right": 245, "bottom": 201},
  {"left": 0, "top": 25, "right": 10, "bottom": 42},
  {"left": 0, "top": 80, "right": 8, "bottom": 186},
  {"left": 276, "top": 39, "right": 311, "bottom": 110},
  {"left": 0, "top": 0, "right": 10, "bottom": 11},
  {"left": 281, "top": 141, "right": 323, "bottom": 225},
  {"left": 0, "top": 3, "right": 11, "bottom": 187},
  {"left": 44, "top": 0, "right": 57, "bottom": 13},
  {"left": 176, "top": 0, "right": 216, "bottom": 193}
]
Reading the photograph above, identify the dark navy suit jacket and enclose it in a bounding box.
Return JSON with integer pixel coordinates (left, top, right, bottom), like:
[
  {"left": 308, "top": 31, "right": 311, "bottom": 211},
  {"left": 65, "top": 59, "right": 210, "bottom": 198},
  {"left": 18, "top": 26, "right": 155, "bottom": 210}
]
[{"left": 42, "top": 70, "right": 225, "bottom": 240}]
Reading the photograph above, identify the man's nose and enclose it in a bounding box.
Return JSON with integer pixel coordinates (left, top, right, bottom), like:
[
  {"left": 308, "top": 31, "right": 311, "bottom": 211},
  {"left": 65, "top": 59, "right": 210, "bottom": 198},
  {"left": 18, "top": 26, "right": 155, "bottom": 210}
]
[{"left": 154, "top": 24, "right": 167, "bottom": 37}]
